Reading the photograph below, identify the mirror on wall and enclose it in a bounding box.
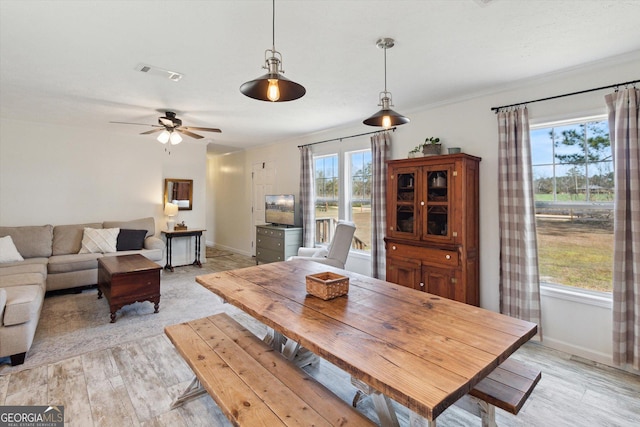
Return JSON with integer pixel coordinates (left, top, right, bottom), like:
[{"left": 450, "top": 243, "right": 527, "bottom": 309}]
[{"left": 164, "top": 178, "right": 193, "bottom": 211}]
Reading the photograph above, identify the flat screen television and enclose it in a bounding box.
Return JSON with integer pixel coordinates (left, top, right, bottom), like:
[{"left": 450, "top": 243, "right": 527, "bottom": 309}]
[{"left": 265, "top": 194, "right": 295, "bottom": 226}]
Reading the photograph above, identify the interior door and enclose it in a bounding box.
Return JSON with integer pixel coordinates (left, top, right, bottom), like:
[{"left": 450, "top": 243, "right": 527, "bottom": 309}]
[{"left": 251, "top": 161, "right": 275, "bottom": 256}]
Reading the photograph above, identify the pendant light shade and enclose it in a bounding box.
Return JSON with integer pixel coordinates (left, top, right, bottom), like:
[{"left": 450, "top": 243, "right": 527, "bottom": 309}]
[
  {"left": 363, "top": 38, "right": 409, "bottom": 128},
  {"left": 240, "top": 0, "right": 305, "bottom": 102}
]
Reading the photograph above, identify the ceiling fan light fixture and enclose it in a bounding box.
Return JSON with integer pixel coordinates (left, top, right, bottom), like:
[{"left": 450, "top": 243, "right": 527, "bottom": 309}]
[
  {"left": 240, "top": 0, "right": 305, "bottom": 102},
  {"left": 170, "top": 131, "right": 183, "bottom": 145},
  {"left": 363, "top": 38, "right": 409, "bottom": 128},
  {"left": 157, "top": 130, "right": 171, "bottom": 144}
]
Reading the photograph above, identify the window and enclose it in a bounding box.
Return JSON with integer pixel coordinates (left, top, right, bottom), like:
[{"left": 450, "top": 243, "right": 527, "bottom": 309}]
[
  {"left": 314, "top": 149, "right": 372, "bottom": 252},
  {"left": 531, "top": 117, "right": 613, "bottom": 292},
  {"left": 347, "top": 150, "right": 372, "bottom": 251}
]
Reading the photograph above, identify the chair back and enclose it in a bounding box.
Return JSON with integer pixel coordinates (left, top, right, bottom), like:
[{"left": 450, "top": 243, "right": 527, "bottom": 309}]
[{"left": 326, "top": 221, "right": 356, "bottom": 266}]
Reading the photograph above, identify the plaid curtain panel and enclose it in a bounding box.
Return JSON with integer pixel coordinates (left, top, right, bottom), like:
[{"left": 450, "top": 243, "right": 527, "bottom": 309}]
[
  {"left": 606, "top": 88, "right": 640, "bottom": 370},
  {"left": 497, "top": 107, "right": 542, "bottom": 334},
  {"left": 370, "top": 132, "right": 391, "bottom": 278},
  {"left": 299, "top": 146, "right": 315, "bottom": 248}
]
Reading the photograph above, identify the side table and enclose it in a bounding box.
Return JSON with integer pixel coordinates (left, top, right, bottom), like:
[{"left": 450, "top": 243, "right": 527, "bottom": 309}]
[
  {"left": 161, "top": 228, "right": 206, "bottom": 271},
  {"left": 97, "top": 254, "right": 162, "bottom": 323}
]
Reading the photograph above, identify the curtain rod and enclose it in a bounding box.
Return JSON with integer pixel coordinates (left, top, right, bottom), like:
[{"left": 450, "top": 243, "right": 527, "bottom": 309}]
[
  {"left": 490, "top": 79, "right": 640, "bottom": 112},
  {"left": 297, "top": 127, "right": 396, "bottom": 148}
]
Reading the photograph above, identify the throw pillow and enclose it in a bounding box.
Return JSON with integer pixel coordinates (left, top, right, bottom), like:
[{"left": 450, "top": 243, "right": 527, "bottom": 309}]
[
  {"left": 116, "top": 229, "right": 147, "bottom": 251},
  {"left": 0, "top": 235, "right": 25, "bottom": 263},
  {"left": 79, "top": 227, "right": 119, "bottom": 254}
]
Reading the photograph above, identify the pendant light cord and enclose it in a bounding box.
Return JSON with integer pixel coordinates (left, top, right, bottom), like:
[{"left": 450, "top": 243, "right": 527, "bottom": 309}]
[
  {"left": 272, "top": 0, "right": 276, "bottom": 51},
  {"left": 383, "top": 45, "right": 387, "bottom": 93}
]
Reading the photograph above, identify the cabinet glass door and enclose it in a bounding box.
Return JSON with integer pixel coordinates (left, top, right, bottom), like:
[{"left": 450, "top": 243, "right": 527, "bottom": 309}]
[
  {"left": 424, "top": 168, "right": 450, "bottom": 239},
  {"left": 390, "top": 170, "right": 418, "bottom": 238}
]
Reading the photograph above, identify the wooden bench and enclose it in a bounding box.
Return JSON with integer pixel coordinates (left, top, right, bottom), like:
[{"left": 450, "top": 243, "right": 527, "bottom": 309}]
[
  {"left": 351, "top": 357, "right": 541, "bottom": 427},
  {"left": 458, "top": 357, "right": 542, "bottom": 426},
  {"left": 165, "top": 312, "right": 376, "bottom": 426}
]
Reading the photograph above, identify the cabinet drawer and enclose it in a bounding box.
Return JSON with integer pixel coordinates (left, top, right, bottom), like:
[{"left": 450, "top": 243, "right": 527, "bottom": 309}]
[
  {"left": 257, "top": 227, "right": 284, "bottom": 239},
  {"left": 387, "top": 242, "right": 459, "bottom": 267},
  {"left": 256, "top": 248, "right": 285, "bottom": 263},
  {"left": 256, "top": 235, "right": 284, "bottom": 251}
]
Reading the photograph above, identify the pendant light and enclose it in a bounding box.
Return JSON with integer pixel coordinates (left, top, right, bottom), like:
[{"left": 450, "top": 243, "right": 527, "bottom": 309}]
[
  {"left": 240, "top": 0, "right": 305, "bottom": 102},
  {"left": 363, "top": 38, "right": 409, "bottom": 128}
]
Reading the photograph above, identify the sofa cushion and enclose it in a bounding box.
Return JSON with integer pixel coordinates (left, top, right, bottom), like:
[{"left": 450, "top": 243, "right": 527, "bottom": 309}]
[
  {"left": 79, "top": 227, "right": 119, "bottom": 253},
  {"left": 0, "top": 236, "right": 24, "bottom": 263},
  {"left": 52, "top": 223, "right": 102, "bottom": 255},
  {"left": 0, "top": 225, "right": 53, "bottom": 258},
  {"left": 117, "top": 229, "right": 147, "bottom": 251},
  {"left": 48, "top": 253, "right": 102, "bottom": 274},
  {"left": 3, "top": 284, "right": 43, "bottom": 326},
  {"left": 0, "top": 262, "right": 47, "bottom": 279},
  {"left": 103, "top": 217, "right": 155, "bottom": 238}
]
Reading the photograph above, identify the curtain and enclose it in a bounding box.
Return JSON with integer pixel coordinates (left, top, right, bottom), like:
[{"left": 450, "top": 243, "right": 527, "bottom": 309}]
[
  {"left": 370, "top": 132, "right": 391, "bottom": 278},
  {"left": 299, "top": 146, "right": 315, "bottom": 248},
  {"left": 606, "top": 87, "right": 640, "bottom": 370},
  {"left": 497, "top": 107, "right": 542, "bottom": 334}
]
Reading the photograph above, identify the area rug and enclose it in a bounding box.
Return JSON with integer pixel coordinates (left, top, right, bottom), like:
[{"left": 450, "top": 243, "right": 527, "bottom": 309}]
[{"left": 0, "top": 264, "right": 254, "bottom": 375}]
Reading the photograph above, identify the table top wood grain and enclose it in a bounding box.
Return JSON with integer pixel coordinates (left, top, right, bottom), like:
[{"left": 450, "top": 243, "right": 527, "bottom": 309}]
[{"left": 196, "top": 260, "right": 537, "bottom": 421}]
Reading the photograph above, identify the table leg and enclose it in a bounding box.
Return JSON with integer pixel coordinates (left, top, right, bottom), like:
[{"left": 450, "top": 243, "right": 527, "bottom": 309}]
[
  {"left": 171, "top": 377, "right": 207, "bottom": 409},
  {"left": 351, "top": 377, "right": 401, "bottom": 427},
  {"left": 370, "top": 393, "right": 400, "bottom": 427},
  {"left": 193, "top": 234, "right": 202, "bottom": 267},
  {"left": 164, "top": 235, "right": 174, "bottom": 271}
]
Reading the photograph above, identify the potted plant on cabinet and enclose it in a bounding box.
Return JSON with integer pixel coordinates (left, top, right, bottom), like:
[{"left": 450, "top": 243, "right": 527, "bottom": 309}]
[{"left": 422, "top": 137, "right": 441, "bottom": 156}]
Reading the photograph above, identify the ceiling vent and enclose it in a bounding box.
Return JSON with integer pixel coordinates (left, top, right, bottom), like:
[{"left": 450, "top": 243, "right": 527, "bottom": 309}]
[{"left": 135, "top": 63, "right": 183, "bottom": 82}]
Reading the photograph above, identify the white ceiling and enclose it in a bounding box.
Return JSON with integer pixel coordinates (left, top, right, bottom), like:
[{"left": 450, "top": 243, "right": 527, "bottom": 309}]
[{"left": 1, "top": 0, "right": 639, "bottom": 154}]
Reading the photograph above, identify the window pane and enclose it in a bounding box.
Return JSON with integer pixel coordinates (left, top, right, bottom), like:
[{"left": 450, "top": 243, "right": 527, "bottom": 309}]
[
  {"left": 314, "top": 154, "right": 339, "bottom": 244},
  {"left": 349, "top": 150, "right": 371, "bottom": 252},
  {"left": 532, "top": 119, "right": 613, "bottom": 292}
]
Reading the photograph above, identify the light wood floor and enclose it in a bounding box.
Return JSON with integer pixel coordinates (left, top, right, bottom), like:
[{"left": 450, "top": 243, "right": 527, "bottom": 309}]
[{"left": 1, "top": 253, "right": 638, "bottom": 427}]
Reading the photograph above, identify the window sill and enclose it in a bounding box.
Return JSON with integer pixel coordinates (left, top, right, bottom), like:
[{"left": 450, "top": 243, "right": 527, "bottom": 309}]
[{"left": 540, "top": 282, "right": 612, "bottom": 309}]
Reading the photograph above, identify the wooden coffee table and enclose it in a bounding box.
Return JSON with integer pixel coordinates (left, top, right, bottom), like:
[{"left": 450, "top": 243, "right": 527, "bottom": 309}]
[{"left": 97, "top": 254, "right": 162, "bottom": 323}]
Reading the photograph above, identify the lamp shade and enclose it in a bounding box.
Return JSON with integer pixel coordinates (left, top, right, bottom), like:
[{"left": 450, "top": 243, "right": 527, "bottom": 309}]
[
  {"left": 157, "top": 130, "right": 171, "bottom": 144},
  {"left": 164, "top": 202, "right": 179, "bottom": 217},
  {"left": 363, "top": 107, "right": 411, "bottom": 128},
  {"left": 240, "top": 72, "right": 306, "bottom": 102}
]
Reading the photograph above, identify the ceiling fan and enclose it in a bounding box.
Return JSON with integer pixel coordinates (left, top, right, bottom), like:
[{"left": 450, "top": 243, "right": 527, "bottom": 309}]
[{"left": 111, "top": 111, "right": 222, "bottom": 145}]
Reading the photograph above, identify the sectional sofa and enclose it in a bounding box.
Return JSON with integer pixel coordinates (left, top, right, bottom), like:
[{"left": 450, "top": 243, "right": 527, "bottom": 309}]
[{"left": 0, "top": 217, "right": 164, "bottom": 366}]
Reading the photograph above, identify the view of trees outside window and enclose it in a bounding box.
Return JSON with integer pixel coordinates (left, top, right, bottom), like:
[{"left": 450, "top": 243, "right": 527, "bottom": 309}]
[
  {"left": 348, "top": 150, "right": 372, "bottom": 251},
  {"left": 314, "top": 150, "right": 372, "bottom": 252},
  {"left": 531, "top": 118, "right": 613, "bottom": 292}
]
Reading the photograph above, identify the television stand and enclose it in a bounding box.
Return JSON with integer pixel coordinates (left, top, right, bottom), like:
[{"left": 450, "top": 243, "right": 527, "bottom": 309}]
[{"left": 255, "top": 224, "right": 302, "bottom": 264}]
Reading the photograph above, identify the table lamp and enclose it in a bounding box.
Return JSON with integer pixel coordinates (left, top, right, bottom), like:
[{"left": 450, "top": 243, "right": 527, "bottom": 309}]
[{"left": 164, "top": 202, "right": 179, "bottom": 231}]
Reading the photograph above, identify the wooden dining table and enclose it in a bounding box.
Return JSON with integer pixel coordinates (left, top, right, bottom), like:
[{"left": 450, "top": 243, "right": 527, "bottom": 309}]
[{"left": 195, "top": 259, "right": 537, "bottom": 425}]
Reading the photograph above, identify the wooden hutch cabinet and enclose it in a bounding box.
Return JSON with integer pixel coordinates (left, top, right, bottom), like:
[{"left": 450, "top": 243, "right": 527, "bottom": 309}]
[{"left": 385, "top": 153, "right": 481, "bottom": 305}]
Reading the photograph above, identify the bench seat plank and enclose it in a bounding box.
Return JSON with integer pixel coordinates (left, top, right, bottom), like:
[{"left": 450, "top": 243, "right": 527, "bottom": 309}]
[
  {"left": 469, "top": 358, "right": 541, "bottom": 415},
  {"left": 166, "top": 313, "right": 376, "bottom": 426}
]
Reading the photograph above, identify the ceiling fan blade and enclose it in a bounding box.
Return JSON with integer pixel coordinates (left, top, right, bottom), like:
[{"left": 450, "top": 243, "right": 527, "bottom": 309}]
[
  {"left": 181, "top": 126, "right": 222, "bottom": 133},
  {"left": 176, "top": 128, "right": 204, "bottom": 139},
  {"left": 110, "top": 121, "right": 162, "bottom": 128},
  {"left": 140, "top": 128, "right": 164, "bottom": 135}
]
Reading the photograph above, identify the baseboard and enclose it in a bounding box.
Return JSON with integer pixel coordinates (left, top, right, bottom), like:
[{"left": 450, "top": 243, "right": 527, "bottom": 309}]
[
  {"left": 208, "top": 243, "right": 252, "bottom": 258},
  {"left": 542, "top": 336, "right": 612, "bottom": 366}
]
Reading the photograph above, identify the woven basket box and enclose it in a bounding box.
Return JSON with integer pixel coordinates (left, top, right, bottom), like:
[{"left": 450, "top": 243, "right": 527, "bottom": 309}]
[{"left": 306, "top": 272, "right": 349, "bottom": 300}]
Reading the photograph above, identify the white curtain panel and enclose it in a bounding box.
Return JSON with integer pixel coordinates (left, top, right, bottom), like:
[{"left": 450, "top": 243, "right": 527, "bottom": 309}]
[
  {"left": 497, "top": 107, "right": 542, "bottom": 335},
  {"left": 299, "top": 146, "right": 315, "bottom": 248},
  {"left": 606, "top": 87, "right": 640, "bottom": 370},
  {"left": 370, "top": 132, "right": 391, "bottom": 279}
]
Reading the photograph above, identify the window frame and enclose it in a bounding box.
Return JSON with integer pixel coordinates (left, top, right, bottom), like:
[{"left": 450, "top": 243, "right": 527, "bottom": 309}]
[
  {"left": 312, "top": 144, "right": 372, "bottom": 255},
  {"left": 530, "top": 115, "right": 613, "bottom": 297}
]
